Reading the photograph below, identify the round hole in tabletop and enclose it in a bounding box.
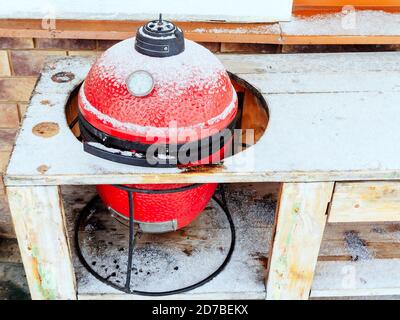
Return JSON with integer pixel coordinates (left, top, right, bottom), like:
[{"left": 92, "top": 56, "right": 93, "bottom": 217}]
[{"left": 65, "top": 73, "right": 269, "bottom": 162}]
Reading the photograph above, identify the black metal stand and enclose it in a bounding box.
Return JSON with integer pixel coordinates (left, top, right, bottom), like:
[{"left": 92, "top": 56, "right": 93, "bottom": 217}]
[{"left": 74, "top": 184, "right": 235, "bottom": 296}]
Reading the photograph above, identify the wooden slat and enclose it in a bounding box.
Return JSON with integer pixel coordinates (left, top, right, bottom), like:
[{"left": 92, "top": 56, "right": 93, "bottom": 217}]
[
  {"left": 221, "top": 52, "right": 400, "bottom": 74},
  {"left": 281, "top": 35, "right": 400, "bottom": 45},
  {"left": 7, "top": 186, "right": 76, "bottom": 299},
  {"left": 312, "top": 259, "right": 400, "bottom": 297},
  {"left": 293, "top": 0, "right": 400, "bottom": 15},
  {"left": 281, "top": 11, "right": 400, "bottom": 36},
  {"left": 240, "top": 71, "right": 400, "bottom": 94},
  {"left": 0, "top": 19, "right": 282, "bottom": 43},
  {"left": 329, "top": 182, "right": 400, "bottom": 223},
  {"left": 320, "top": 222, "right": 400, "bottom": 261},
  {"left": 281, "top": 9, "right": 400, "bottom": 44},
  {"left": 1, "top": 9, "right": 400, "bottom": 44},
  {"left": 241, "top": 88, "right": 269, "bottom": 144},
  {"left": 293, "top": 0, "right": 400, "bottom": 10},
  {"left": 266, "top": 182, "right": 334, "bottom": 300},
  {"left": 79, "top": 259, "right": 400, "bottom": 300}
]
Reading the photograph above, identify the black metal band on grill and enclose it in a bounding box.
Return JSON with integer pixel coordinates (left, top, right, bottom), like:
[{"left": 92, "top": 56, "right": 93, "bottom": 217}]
[
  {"left": 78, "top": 110, "right": 239, "bottom": 167},
  {"left": 78, "top": 111, "right": 237, "bottom": 153},
  {"left": 112, "top": 183, "right": 204, "bottom": 194}
]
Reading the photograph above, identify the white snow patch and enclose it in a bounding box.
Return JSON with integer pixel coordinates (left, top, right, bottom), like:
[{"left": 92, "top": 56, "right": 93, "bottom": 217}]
[
  {"left": 80, "top": 81, "right": 237, "bottom": 135},
  {"left": 0, "top": 0, "right": 293, "bottom": 22},
  {"left": 282, "top": 10, "right": 400, "bottom": 36},
  {"left": 138, "top": 26, "right": 177, "bottom": 40},
  {"left": 193, "top": 24, "right": 281, "bottom": 35},
  {"left": 87, "top": 142, "right": 142, "bottom": 158},
  {"left": 95, "top": 39, "right": 226, "bottom": 89}
]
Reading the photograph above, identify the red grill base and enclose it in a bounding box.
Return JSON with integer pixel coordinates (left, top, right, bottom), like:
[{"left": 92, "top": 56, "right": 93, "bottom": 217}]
[{"left": 97, "top": 183, "right": 218, "bottom": 231}]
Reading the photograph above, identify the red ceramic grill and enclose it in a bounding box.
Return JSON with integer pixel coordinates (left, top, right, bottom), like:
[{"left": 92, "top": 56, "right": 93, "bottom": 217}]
[{"left": 78, "top": 16, "right": 238, "bottom": 232}]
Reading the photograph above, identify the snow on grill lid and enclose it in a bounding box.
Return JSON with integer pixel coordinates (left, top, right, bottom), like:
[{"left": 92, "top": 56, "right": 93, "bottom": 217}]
[
  {"left": 79, "top": 37, "right": 237, "bottom": 143},
  {"left": 95, "top": 38, "right": 226, "bottom": 88}
]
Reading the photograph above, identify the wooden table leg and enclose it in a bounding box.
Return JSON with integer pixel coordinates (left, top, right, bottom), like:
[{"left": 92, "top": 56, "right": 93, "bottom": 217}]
[
  {"left": 7, "top": 186, "right": 76, "bottom": 300},
  {"left": 266, "top": 182, "right": 334, "bottom": 300}
]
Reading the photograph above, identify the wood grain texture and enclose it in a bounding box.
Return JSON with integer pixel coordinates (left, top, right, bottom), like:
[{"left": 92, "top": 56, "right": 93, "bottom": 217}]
[
  {"left": 266, "top": 182, "right": 334, "bottom": 300},
  {"left": 0, "top": 19, "right": 282, "bottom": 43},
  {"left": 241, "top": 89, "right": 269, "bottom": 144},
  {"left": 293, "top": 0, "right": 400, "bottom": 9},
  {"left": 329, "top": 182, "right": 400, "bottom": 223},
  {"left": 320, "top": 222, "right": 400, "bottom": 261},
  {"left": 6, "top": 186, "right": 76, "bottom": 299},
  {"left": 56, "top": 184, "right": 400, "bottom": 300},
  {"left": 0, "top": 8, "right": 400, "bottom": 44}
]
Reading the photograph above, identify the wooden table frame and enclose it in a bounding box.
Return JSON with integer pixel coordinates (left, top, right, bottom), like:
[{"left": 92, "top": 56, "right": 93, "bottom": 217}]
[
  {"left": 5, "top": 53, "right": 400, "bottom": 299},
  {"left": 1, "top": 9, "right": 400, "bottom": 45}
]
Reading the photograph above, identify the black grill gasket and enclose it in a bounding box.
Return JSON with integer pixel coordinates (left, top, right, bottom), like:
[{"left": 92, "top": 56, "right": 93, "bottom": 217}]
[{"left": 78, "top": 109, "right": 239, "bottom": 167}]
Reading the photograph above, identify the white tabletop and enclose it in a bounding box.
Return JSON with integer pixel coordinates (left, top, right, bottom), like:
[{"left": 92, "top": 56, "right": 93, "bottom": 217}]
[{"left": 5, "top": 52, "right": 400, "bottom": 186}]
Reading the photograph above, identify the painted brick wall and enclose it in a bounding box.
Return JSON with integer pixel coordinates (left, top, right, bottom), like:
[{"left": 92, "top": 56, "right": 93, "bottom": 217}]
[{"left": 0, "top": 36, "right": 398, "bottom": 238}]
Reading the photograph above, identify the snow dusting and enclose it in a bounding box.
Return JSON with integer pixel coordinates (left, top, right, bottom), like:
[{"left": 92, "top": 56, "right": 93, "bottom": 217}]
[
  {"left": 80, "top": 81, "right": 237, "bottom": 135},
  {"left": 96, "top": 38, "right": 226, "bottom": 90},
  {"left": 344, "top": 231, "right": 374, "bottom": 261},
  {"left": 193, "top": 24, "right": 281, "bottom": 35},
  {"left": 0, "top": 0, "right": 293, "bottom": 22},
  {"left": 87, "top": 142, "right": 137, "bottom": 157},
  {"left": 282, "top": 10, "right": 400, "bottom": 36}
]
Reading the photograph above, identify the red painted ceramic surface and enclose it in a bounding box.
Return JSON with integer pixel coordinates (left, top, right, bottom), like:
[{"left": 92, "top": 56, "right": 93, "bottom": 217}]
[
  {"left": 79, "top": 38, "right": 237, "bottom": 144},
  {"left": 79, "top": 36, "right": 237, "bottom": 231},
  {"left": 97, "top": 183, "right": 217, "bottom": 229}
]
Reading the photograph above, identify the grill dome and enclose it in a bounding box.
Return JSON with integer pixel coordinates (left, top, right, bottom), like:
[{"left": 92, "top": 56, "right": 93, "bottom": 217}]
[
  {"left": 77, "top": 18, "right": 238, "bottom": 232},
  {"left": 79, "top": 38, "right": 237, "bottom": 145}
]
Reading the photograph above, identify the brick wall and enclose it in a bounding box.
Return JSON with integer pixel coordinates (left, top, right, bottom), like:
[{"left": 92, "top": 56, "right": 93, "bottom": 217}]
[
  {"left": 0, "top": 37, "right": 398, "bottom": 238},
  {"left": 0, "top": 38, "right": 106, "bottom": 237}
]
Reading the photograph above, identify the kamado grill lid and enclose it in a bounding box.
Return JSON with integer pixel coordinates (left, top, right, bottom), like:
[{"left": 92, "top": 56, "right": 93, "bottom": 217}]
[{"left": 78, "top": 16, "right": 238, "bottom": 166}]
